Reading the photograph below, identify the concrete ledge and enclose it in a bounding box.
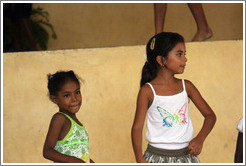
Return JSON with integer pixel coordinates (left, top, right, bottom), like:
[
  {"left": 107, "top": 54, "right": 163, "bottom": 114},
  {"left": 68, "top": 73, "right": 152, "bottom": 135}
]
[{"left": 3, "top": 40, "right": 243, "bottom": 163}]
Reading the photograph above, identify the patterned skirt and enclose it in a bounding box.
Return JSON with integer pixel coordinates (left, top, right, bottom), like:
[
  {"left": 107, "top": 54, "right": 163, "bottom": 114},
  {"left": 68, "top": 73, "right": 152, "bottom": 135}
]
[{"left": 143, "top": 144, "right": 200, "bottom": 163}]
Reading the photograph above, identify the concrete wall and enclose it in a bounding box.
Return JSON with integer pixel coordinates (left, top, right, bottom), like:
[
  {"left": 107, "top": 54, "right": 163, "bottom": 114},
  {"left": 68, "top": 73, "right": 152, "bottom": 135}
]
[
  {"left": 32, "top": 3, "right": 243, "bottom": 50},
  {"left": 3, "top": 40, "right": 243, "bottom": 163}
]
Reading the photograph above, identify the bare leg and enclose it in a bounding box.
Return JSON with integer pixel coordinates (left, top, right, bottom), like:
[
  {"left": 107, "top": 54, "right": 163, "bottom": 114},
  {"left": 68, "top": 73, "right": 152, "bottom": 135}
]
[
  {"left": 154, "top": 3, "right": 167, "bottom": 34},
  {"left": 187, "top": 3, "right": 213, "bottom": 41}
]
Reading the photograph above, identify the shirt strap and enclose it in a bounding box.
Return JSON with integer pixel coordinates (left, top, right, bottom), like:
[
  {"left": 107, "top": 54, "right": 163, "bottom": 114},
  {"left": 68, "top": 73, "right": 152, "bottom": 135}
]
[
  {"left": 182, "top": 79, "right": 186, "bottom": 92},
  {"left": 146, "top": 83, "right": 156, "bottom": 96}
]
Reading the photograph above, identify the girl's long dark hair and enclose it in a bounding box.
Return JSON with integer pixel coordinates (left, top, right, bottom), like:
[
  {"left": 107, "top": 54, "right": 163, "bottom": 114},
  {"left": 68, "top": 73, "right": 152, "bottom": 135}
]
[{"left": 140, "top": 32, "right": 184, "bottom": 87}]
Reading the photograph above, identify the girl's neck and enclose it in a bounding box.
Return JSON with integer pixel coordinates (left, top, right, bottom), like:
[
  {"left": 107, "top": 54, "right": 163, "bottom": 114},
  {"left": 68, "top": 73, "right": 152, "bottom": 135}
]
[
  {"left": 155, "top": 69, "right": 176, "bottom": 84},
  {"left": 59, "top": 110, "right": 83, "bottom": 126},
  {"left": 59, "top": 110, "right": 76, "bottom": 118}
]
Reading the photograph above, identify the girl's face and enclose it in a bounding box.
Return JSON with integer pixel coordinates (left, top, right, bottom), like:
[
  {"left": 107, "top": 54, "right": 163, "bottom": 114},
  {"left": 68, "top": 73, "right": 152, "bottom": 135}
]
[
  {"left": 164, "top": 42, "right": 187, "bottom": 74},
  {"left": 52, "top": 80, "right": 82, "bottom": 114}
]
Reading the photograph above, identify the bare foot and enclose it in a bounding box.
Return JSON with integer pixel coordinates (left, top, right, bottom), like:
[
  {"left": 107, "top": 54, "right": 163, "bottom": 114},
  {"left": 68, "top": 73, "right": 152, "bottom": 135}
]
[{"left": 192, "top": 27, "right": 213, "bottom": 42}]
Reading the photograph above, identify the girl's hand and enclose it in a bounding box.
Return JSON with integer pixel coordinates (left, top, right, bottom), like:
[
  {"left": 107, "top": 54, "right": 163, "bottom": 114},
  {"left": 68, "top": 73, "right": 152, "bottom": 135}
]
[{"left": 187, "top": 136, "right": 204, "bottom": 156}]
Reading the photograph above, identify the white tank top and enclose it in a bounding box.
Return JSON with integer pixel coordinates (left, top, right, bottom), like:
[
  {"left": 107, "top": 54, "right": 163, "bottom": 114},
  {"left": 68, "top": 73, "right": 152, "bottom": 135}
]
[{"left": 146, "top": 79, "right": 194, "bottom": 150}]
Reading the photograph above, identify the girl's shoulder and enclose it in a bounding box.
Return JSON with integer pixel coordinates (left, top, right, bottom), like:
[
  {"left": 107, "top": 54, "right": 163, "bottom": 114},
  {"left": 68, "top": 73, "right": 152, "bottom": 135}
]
[
  {"left": 182, "top": 79, "right": 199, "bottom": 96},
  {"left": 138, "top": 83, "right": 155, "bottom": 100},
  {"left": 183, "top": 79, "right": 193, "bottom": 86},
  {"left": 50, "top": 112, "right": 69, "bottom": 126},
  {"left": 140, "top": 83, "right": 154, "bottom": 94},
  {"left": 53, "top": 112, "right": 67, "bottom": 119}
]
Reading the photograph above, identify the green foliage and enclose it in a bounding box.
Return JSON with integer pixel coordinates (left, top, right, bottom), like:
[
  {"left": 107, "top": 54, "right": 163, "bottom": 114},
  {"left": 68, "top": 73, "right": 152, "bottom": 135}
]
[
  {"left": 31, "top": 7, "right": 57, "bottom": 50},
  {"left": 3, "top": 6, "right": 57, "bottom": 51}
]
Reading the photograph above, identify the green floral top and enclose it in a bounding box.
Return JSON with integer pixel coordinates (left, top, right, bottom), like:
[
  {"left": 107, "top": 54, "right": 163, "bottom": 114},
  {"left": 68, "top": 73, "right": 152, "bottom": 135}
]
[{"left": 54, "top": 112, "right": 90, "bottom": 162}]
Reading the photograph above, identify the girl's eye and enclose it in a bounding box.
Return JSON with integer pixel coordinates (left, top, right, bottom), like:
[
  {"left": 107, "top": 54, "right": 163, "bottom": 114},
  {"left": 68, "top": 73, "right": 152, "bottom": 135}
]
[
  {"left": 177, "top": 52, "right": 186, "bottom": 57},
  {"left": 64, "top": 94, "right": 70, "bottom": 98},
  {"left": 76, "top": 91, "right": 81, "bottom": 95}
]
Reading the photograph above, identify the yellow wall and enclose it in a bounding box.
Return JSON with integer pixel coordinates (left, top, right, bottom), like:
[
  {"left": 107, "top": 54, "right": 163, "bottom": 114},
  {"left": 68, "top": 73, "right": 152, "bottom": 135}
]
[
  {"left": 3, "top": 40, "right": 243, "bottom": 163},
  {"left": 32, "top": 3, "right": 243, "bottom": 50}
]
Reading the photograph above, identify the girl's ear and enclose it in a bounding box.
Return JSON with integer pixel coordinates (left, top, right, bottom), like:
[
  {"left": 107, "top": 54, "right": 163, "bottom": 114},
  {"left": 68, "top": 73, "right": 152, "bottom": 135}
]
[
  {"left": 156, "top": 55, "right": 165, "bottom": 67},
  {"left": 50, "top": 95, "right": 58, "bottom": 104}
]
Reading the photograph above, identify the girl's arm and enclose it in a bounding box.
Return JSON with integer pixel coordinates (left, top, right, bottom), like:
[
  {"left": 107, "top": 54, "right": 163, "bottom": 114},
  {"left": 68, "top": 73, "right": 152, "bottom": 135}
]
[
  {"left": 43, "top": 113, "right": 85, "bottom": 163},
  {"left": 186, "top": 80, "right": 216, "bottom": 156},
  {"left": 131, "top": 85, "right": 150, "bottom": 163}
]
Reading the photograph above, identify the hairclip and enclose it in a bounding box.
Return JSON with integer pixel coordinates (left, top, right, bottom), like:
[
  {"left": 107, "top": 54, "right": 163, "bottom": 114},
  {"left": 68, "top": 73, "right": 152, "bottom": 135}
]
[
  {"left": 68, "top": 70, "right": 74, "bottom": 74},
  {"left": 49, "top": 75, "right": 54, "bottom": 80},
  {"left": 150, "top": 38, "right": 156, "bottom": 50}
]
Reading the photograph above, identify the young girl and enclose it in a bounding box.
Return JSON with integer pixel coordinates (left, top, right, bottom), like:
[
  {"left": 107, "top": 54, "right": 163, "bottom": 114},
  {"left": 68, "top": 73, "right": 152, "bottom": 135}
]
[
  {"left": 43, "top": 70, "right": 94, "bottom": 163},
  {"left": 131, "top": 32, "right": 216, "bottom": 163}
]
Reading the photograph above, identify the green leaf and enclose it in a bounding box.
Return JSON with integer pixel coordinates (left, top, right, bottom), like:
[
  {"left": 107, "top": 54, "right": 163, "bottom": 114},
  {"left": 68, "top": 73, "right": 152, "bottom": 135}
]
[{"left": 3, "top": 6, "right": 57, "bottom": 51}]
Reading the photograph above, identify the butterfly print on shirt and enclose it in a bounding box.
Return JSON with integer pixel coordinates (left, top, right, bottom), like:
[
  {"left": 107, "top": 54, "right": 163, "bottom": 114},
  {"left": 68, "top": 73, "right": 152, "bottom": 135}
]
[{"left": 156, "top": 103, "right": 187, "bottom": 127}]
